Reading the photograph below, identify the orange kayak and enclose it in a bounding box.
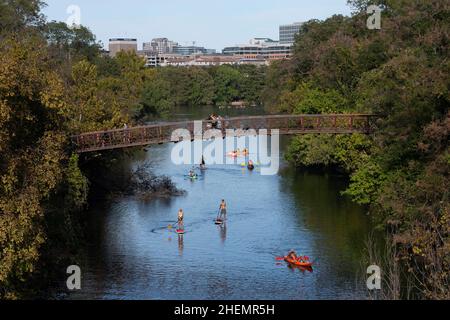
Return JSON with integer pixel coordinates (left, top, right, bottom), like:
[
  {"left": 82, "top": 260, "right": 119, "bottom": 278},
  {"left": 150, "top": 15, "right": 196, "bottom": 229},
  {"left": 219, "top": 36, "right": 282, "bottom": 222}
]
[{"left": 284, "top": 257, "right": 313, "bottom": 268}]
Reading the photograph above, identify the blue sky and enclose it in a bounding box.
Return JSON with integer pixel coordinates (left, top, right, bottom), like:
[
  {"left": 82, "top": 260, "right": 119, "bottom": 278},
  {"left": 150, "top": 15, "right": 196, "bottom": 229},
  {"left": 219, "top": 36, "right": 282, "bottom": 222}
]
[{"left": 42, "top": 0, "right": 352, "bottom": 51}]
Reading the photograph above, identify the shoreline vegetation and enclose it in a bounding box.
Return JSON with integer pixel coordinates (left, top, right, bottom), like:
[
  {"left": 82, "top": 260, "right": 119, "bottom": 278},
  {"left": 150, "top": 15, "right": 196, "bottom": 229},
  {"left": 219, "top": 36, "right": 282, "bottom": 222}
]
[
  {"left": 279, "top": 0, "right": 449, "bottom": 299},
  {"left": 117, "top": 162, "right": 187, "bottom": 200},
  {"left": 0, "top": 0, "right": 448, "bottom": 299}
]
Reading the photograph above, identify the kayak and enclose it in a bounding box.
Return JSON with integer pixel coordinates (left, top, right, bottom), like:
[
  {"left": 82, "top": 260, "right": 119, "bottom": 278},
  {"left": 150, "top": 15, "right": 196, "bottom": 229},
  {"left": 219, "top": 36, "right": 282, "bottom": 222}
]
[
  {"left": 215, "top": 219, "right": 224, "bottom": 225},
  {"left": 241, "top": 162, "right": 260, "bottom": 167},
  {"left": 176, "top": 229, "right": 185, "bottom": 235},
  {"left": 284, "top": 257, "right": 313, "bottom": 268}
]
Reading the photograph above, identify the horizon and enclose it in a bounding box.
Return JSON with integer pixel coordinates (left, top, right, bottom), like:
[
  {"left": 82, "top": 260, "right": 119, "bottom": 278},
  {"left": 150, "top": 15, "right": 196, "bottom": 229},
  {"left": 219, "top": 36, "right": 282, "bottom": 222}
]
[{"left": 42, "top": 0, "right": 352, "bottom": 51}]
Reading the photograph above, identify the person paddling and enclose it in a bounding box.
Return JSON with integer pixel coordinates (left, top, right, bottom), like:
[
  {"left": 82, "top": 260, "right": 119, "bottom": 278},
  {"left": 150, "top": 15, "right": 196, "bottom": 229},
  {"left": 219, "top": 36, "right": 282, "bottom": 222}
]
[
  {"left": 188, "top": 168, "right": 197, "bottom": 179},
  {"left": 219, "top": 200, "right": 227, "bottom": 221},
  {"left": 248, "top": 160, "right": 255, "bottom": 170},
  {"left": 178, "top": 209, "right": 184, "bottom": 230},
  {"left": 287, "top": 249, "right": 298, "bottom": 260}
]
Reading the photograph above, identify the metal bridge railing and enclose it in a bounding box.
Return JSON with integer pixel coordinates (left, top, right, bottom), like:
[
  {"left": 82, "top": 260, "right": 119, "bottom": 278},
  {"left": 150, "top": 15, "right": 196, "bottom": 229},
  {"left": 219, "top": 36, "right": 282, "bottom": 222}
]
[{"left": 72, "top": 114, "right": 377, "bottom": 153}]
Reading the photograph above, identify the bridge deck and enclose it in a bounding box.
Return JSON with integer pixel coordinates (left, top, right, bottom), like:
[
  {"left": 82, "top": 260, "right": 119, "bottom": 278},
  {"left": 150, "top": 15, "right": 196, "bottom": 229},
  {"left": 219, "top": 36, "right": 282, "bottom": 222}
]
[{"left": 72, "top": 114, "right": 376, "bottom": 153}]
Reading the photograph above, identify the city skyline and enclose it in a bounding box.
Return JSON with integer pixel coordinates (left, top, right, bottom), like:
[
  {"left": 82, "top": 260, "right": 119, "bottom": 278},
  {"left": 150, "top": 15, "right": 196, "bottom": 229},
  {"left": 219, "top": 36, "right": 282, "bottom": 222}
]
[{"left": 42, "top": 0, "right": 352, "bottom": 51}]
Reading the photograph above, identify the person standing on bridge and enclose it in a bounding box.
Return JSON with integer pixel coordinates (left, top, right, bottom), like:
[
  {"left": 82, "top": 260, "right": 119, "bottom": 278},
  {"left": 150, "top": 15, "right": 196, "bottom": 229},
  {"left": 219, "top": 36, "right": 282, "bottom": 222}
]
[
  {"left": 217, "top": 115, "right": 223, "bottom": 129},
  {"left": 211, "top": 114, "right": 218, "bottom": 129},
  {"left": 123, "top": 123, "right": 130, "bottom": 144}
]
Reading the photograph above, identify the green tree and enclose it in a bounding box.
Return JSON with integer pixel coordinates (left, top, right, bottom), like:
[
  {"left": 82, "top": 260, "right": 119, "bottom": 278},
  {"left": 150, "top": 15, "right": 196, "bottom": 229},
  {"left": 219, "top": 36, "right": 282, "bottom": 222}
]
[
  {"left": 0, "top": 0, "right": 45, "bottom": 35},
  {"left": 212, "top": 65, "right": 242, "bottom": 105},
  {"left": 280, "top": 82, "right": 348, "bottom": 114},
  {"left": 278, "top": 0, "right": 450, "bottom": 298},
  {"left": 141, "top": 72, "right": 174, "bottom": 117},
  {"left": 0, "top": 36, "right": 67, "bottom": 299},
  {"left": 45, "top": 21, "right": 101, "bottom": 64}
]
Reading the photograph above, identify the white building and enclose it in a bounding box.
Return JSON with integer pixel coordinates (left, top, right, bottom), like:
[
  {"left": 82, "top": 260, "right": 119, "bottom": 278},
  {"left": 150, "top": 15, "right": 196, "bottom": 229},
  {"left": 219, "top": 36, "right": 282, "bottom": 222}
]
[
  {"left": 138, "top": 51, "right": 268, "bottom": 68},
  {"left": 222, "top": 38, "right": 293, "bottom": 60}
]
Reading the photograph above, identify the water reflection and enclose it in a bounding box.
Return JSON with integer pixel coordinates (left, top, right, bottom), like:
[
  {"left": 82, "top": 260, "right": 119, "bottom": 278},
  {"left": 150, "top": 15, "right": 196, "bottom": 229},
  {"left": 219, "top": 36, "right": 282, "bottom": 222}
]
[
  {"left": 178, "top": 234, "right": 184, "bottom": 257},
  {"left": 286, "top": 263, "right": 314, "bottom": 274},
  {"left": 219, "top": 223, "right": 227, "bottom": 245}
]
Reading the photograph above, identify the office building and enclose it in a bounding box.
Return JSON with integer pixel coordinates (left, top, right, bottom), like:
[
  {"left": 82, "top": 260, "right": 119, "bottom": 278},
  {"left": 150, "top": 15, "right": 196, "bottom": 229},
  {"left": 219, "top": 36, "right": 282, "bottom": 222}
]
[
  {"left": 109, "top": 38, "right": 138, "bottom": 57},
  {"left": 222, "top": 38, "right": 292, "bottom": 60},
  {"left": 143, "top": 38, "right": 178, "bottom": 54},
  {"left": 279, "top": 22, "right": 303, "bottom": 44},
  {"left": 173, "top": 45, "right": 209, "bottom": 56},
  {"left": 139, "top": 53, "right": 184, "bottom": 68},
  {"left": 138, "top": 50, "right": 267, "bottom": 68}
]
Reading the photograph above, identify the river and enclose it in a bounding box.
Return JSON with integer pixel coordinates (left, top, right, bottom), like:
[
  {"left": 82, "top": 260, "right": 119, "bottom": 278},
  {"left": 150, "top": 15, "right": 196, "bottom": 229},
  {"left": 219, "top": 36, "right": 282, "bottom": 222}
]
[{"left": 63, "top": 106, "right": 374, "bottom": 300}]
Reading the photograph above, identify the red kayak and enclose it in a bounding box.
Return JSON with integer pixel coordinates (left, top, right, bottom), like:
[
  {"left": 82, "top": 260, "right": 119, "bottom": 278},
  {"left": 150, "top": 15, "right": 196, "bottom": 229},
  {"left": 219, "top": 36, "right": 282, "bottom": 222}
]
[{"left": 284, "top": 257, "right": 313, "bottom": 268}]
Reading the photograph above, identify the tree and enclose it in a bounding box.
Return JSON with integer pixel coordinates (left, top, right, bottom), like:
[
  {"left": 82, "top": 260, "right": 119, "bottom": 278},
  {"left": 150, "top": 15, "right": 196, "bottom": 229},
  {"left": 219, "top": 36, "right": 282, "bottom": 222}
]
[
  {"left": 212, "top": 65, "right": 242, "bottom": 105},
  {"left": 0, "top": 0, "right": 45, "bottom": 35},
  {"left": 140, "top": 73, "right": 174, "bottom": 117},
  {"left": 0, "top": 36, "right": 67, "bottom": 298},
  {"left": 45, "top": 21, "right": 101, "bottom": 64},
  {"left": 279, "top": 0, "right": 450, "bottom": 299},
  {"left": 280, "top": 82, "right": 348, "bottom": 114},
  {"left": 185, "top": 67, "right": 215, "bottom": 106}
]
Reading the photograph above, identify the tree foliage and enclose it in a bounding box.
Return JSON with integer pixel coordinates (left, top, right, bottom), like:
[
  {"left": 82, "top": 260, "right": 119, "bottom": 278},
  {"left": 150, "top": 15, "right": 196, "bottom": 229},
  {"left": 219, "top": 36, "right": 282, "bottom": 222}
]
[
  {"left": 0, "top": 36, "right": 68, "bottom": 298},
  {"left": 0, "top": 0, "right": 45, "bottom": 35},
  {"left": 137, "top": 64, "right": 267, "bottom": 118},
  {"left": 0, "top": 2, "right": 132, "bottom": 298},
  {"left": 279, "top": 0, "right": 449, "bottom": 299}
]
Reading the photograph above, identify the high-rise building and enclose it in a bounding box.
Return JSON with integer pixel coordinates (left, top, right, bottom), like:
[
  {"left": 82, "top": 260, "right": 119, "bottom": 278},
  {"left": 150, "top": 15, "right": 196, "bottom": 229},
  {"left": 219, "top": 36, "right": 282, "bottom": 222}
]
[
  {"left": 109, "top": 38, "right": 138, "bottom": 57},
  {"left": 143, "top": 38, "right": 178, "bottom": 54},
  {"left": 279, "top": 22, "right": 303, "bottom": 44}
]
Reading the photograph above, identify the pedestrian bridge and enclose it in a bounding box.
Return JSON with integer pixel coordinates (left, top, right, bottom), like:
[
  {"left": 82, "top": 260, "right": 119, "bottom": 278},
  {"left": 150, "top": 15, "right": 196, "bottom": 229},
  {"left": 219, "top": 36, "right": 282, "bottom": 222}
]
[{"left": 72, "top": 114, "right": 377, "bottom": 153}]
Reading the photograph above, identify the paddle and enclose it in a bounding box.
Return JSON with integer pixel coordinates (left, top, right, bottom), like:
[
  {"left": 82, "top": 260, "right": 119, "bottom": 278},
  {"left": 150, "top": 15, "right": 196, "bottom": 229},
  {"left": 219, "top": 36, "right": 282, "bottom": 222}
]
[
  {"left": 241, "top": 162, "right": 261, "bottom": 167},
  {"left": 276, "top": 256, "right": 310, "bottom": 262},
  {"left": 168, "top": 221, "right": 179, "bottom": 229},
  {"left": 215, "top": 207, "right": 222, "bottom": 222}
]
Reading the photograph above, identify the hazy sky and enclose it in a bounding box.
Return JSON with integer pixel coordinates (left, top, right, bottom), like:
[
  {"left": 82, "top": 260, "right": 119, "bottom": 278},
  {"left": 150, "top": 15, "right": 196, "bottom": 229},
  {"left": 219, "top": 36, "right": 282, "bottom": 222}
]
[{"left": 42, "top": 0, "right": 352, "bottom": 51}]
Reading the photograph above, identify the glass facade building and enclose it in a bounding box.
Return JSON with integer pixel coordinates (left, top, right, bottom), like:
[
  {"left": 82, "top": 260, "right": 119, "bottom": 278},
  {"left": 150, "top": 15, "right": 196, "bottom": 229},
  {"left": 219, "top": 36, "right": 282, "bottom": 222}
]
[
  {"left": 173, "top": 45, "right": 208, "bottom": 56},
  {"left": 279, "top": 22, "right": 303, "bottom": 44}
]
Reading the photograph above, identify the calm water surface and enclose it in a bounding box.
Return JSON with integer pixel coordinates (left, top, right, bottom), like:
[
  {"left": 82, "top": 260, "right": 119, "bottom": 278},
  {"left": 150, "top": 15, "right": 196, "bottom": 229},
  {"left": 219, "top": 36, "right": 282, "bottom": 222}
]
[{"left": 65, "top": 106, "right": 373, "bottom": 300}]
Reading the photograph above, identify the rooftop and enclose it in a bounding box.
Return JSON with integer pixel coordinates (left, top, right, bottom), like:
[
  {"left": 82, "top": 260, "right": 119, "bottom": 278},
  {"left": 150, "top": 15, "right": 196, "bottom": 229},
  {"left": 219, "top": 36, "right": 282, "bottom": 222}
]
[{"left": 109, "top": 38, "right": 137, "bottom": 42}]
